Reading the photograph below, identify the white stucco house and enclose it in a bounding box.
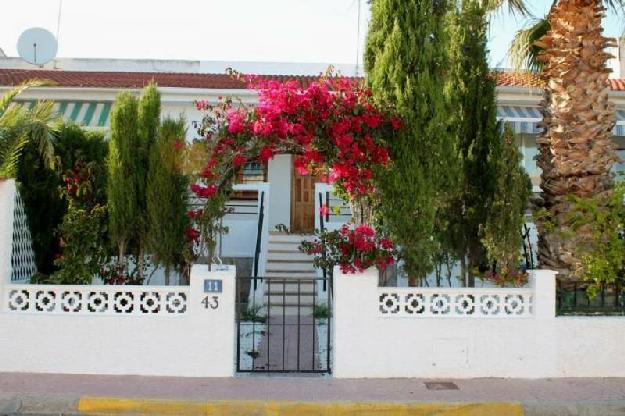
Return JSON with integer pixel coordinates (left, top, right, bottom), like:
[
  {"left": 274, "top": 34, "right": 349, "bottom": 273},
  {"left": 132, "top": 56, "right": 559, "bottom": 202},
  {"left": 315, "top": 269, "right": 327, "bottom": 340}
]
[{"left": 1, "top": 57, "right": 624, "bottom": 285}]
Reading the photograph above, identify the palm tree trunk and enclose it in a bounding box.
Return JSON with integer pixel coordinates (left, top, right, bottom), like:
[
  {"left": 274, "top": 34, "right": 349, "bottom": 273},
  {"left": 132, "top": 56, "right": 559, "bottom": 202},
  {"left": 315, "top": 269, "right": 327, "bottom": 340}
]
[{"left": 534, "top": 0, "right": 617, "bottom": 275}]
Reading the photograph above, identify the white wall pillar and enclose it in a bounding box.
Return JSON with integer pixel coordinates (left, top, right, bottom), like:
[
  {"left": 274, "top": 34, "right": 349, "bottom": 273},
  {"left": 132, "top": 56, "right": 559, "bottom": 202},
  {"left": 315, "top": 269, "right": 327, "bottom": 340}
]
[
  {"left": 267, "top": 154, "right": 292, "bottom": 230},
  {"left": 189, "top": 264, "right": 237, "bottom": 377},
  {"left": 531, "top": 269, "right": 557, "bottom": 319},
  {"left": 332, "top": 266, "right": 378, "bottom": 378},
  {"left": 0, "top": 179, "right": 16, "bottom": 285}
]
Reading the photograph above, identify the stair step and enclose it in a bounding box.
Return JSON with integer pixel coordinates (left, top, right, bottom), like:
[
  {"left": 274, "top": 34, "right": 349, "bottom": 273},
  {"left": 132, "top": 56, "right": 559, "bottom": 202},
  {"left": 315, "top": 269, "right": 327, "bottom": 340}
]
[
  {"left": 266, "top": 268, "right": 318, "bottom": 273},
  {"left": 268, "top": 233, "right": 316, "bottom": 243},
  {"left": 267, "top": 295, "right": 315, "bottom": 302},
  {"left": 266, "top": 266, "right": 315, "bottom": 273},
  {"left": 265, "top": 258, "right": 313, "bottom": 264},
  {"left": 266, "top": 306, "right": 314, "bottom": 316}
]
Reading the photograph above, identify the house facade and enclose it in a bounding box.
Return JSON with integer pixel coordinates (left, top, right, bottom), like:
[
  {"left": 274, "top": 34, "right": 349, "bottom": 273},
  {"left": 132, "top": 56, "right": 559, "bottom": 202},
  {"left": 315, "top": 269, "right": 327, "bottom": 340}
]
[{"left": 1, "top": 61, "right": 625, "bottom": 280}]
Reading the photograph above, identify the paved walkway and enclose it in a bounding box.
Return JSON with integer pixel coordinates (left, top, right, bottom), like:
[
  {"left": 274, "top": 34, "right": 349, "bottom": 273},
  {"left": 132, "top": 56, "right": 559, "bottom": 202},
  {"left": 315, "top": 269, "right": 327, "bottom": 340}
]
[
  {"left": 0, "top": 373, "right": 624, "bottom": 415},
  {"left": 252, "top": 315, "right": 327, "bottom": 372}
]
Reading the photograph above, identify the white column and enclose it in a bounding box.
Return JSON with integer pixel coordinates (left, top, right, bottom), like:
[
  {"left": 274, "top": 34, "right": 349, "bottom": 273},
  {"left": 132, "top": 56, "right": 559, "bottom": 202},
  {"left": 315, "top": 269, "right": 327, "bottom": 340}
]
[
  {"left": 267, "top": 154, "right": 292, "bottom": 229},
  {"left": 0, "top": 179, "right": 16, "bottom": 286},
  {"left": 189, "top": 263, "right": 237, "bottom": 377},
  {"left": 531, "top": 269, "right": 557, "bottom": 319},
  {"left": 332, "top": 266, "right": 379, "bottom": 378}
]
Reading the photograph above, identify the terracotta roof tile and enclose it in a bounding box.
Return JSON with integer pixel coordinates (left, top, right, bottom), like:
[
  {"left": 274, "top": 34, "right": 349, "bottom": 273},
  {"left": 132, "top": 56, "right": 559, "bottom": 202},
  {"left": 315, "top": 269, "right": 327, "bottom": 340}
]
[
  {"left": 0, "top": 68, "right": 623, "bottom": 91},
  {"left": 0, "top": 68, "right": 325, "bottom": 89}
]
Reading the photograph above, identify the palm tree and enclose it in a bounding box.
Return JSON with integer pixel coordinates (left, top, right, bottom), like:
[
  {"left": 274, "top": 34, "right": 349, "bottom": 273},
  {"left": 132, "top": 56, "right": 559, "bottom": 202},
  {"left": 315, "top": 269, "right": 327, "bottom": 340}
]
[
  {"left": 0, "top": 80, "right": 57, "bottom": 179},
  {"left": 509, "top": 0, "right": 624, "bottom": 273}
]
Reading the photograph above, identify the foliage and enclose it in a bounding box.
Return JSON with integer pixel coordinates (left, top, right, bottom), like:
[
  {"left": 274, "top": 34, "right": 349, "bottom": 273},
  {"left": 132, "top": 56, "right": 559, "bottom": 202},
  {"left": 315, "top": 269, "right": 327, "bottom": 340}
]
[
  {"left": 365, "top": 0, "right": 455, "bottom": 284},
  {"left": 567, "top": 181, "right": 625, "bottom": 297},
  {"left": 240, "top": 304, "right": 267, "bottom": 323},
  {"left": 147, "top": 117, "right": 190, "bottom": 283},
  {"left": 50, "top": 124, "right": 109, "bottom": 284},
  {"left": 0, "top": 80, "right": 56, "bottom": 179},
  {"left": 136, "top": 83, "right": 161, "bottom": 280},
  {"left": 189, "top": 75, "right": 398, "bottom": 260},
  {"left": 508, "top": 17, "right": 550, "bottom": 71},
  {"left": 508, "top": 0, "right": 623, "bottom": 71},
  {"left": 17, "top": 122, "right": 107, "bottom": 276},
  {"left": 300, "top": 224, "right": 396, "bottom": 274},
  {"left": 313, "top": 303, "right": 332, "bottom": 319},
  {"left": 52, "top": 204, "right": 108, "bottom": 284},
  {"left": 445, "top": 1, "right": 497, "bottom": 276},
  {"left": 107, "top": 92, "right": 140, "bottom": 267},
  {"left": 481, "top": 125, "right": 532, "bottom": 285}
]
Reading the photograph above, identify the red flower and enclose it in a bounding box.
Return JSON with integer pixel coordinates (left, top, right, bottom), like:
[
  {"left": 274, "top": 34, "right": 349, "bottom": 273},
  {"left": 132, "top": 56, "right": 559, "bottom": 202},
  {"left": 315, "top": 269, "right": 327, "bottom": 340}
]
[
  {"left": 319, "top": 204, "right": 329, "bottom": 217},
  {"left": 233, "top": 154, "right": 247, "bottom": 167},
  {"left": 185, "top": 227, "right": 200, "bottom": 242},
  {"left": 259, "top": 146, "right": 274, "bottom": 161},
  {"left": 390, "top": 117, "right": 402, "bottom": 131}
]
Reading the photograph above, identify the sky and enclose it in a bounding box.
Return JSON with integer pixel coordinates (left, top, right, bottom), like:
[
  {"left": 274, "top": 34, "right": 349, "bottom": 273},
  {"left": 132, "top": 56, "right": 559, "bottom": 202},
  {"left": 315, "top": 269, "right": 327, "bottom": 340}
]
[{"left": 1, "top": 0, "right": 623, "bottom": 71}]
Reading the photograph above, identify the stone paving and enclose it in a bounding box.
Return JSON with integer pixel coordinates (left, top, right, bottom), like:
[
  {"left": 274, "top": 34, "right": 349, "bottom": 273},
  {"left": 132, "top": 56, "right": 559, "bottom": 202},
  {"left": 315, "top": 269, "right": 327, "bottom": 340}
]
[{"left": 251, "top": 315, "right": 329, "bottom": 372}]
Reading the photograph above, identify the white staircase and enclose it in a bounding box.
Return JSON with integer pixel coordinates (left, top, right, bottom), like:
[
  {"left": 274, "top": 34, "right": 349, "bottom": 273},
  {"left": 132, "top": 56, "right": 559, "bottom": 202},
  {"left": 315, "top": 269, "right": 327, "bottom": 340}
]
[{"left": 265, "top": 232, "right": 317, "bottom": 315}]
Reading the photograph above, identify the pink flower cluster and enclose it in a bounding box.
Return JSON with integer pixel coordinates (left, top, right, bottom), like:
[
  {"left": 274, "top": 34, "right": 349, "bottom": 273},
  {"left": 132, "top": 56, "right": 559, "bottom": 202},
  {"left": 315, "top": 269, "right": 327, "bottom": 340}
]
[
  {"left": 190, "top": 75, "right": 400, "bottom": 203},
  {"left": 336, "top": 224, "right": 395, "bottom": 273}
]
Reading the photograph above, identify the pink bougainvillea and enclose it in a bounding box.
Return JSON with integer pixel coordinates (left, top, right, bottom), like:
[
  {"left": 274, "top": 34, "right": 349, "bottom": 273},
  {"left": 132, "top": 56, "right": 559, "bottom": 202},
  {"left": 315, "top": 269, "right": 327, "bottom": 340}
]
[
  {"left": 300, "top": 224, "right": 396, "bottom": 274},
  {"left": 189, "top": 74, "right": 400, "bottom": 263},
  {"left": 191, "top": 75, "right": 399, "bottom": 204}
]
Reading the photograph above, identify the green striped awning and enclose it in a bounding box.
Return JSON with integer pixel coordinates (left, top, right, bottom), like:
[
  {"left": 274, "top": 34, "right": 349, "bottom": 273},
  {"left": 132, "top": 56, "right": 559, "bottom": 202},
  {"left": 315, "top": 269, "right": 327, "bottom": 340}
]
[
  {"left": 498, "top": 106, "right": 625, "bottom": 136},
  {"left": 497, "top": 106, "right": 542, "bottom": 134},
  {"left": 15, "top": 100, "right": 111, "bottom": 128}
]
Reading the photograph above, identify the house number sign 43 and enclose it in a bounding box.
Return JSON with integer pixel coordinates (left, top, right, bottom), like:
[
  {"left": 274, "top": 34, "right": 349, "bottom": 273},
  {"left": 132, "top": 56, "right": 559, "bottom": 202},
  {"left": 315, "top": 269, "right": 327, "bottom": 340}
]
[{"left": 202, "top": 279, "right": 222, "bottom": 310}]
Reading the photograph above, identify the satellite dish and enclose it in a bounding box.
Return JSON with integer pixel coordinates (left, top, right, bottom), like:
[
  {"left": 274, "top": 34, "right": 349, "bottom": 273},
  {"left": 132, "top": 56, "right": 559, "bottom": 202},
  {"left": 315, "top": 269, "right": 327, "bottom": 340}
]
[{"left": 17, "top": 28, "right": 58, "bottom": 65}]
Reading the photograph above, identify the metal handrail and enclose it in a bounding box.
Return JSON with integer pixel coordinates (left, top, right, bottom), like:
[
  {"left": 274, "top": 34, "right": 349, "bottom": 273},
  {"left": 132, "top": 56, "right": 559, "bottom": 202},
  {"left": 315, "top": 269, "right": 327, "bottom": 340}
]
[{"left": 252, "top": 191, "right": 265, "bottom": 289}]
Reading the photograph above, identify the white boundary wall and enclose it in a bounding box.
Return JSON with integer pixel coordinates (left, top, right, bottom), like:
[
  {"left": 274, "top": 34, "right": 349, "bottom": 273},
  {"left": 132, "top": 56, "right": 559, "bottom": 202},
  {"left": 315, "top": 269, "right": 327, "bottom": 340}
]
[
  {"left": 0, "top": 180, "right": 16, "bottom": 283},
  {"left": 333, "top": 267, "right": 625, "bottom": 378},
  {"left": 0, "top": 265, "right": 236, "bottom": 377}
]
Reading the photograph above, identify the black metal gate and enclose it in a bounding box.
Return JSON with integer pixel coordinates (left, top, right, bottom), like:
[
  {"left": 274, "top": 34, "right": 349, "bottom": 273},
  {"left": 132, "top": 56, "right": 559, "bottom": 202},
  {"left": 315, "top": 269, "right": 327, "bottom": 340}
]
[{"left": 236, "top": 276, "right": 332, "bottom": 374}]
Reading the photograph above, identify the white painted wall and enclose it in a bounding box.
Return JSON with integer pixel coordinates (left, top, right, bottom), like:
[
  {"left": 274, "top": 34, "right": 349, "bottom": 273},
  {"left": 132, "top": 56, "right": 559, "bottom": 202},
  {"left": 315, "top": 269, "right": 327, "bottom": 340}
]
[
  {"left": 333, "top": 267, "right": 625, "bottom": 378},
  {"left": 267, "top": 154, "right": 292, "bottom": 230},
  {"left": 0, "top": 180, "right": 16, "bottom": 284},
  {"left": 0, "top": 265, "right": 236, "bottom": 377}
]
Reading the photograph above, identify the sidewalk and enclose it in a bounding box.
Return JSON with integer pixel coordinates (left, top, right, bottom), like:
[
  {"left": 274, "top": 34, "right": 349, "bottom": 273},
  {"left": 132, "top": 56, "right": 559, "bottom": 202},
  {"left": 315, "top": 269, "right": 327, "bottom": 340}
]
[{"left": 0, "top": 372, "right": 624, "bottom": 415}]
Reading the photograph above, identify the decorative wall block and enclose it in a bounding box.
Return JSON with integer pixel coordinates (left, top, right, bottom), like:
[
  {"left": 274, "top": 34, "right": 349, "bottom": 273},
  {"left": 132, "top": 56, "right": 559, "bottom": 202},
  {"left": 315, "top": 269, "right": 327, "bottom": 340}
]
[
  {"left": 5, "top": 285, "right": 189, "bottom": 316},
  {"left": 379, "top": 288, "right": 533, "bottom": 318}
]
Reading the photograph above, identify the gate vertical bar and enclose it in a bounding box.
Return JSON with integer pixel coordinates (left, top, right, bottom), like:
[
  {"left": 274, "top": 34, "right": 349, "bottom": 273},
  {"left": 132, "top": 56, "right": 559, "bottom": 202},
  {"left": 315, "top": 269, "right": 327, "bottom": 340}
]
[
  {"left": 312, "top": 276, "right": 316, "bottom": 371},
  {"left": 236, "top": 276, "right": 241, "bottom": 372},
  {"left": 296, "top": 278, "right": 301, "bottom": 371},
  {"left": 282, "top": 279, "right": 286, "bottom": 371},
  {"left": 266, "top": 277, "right": 271, "bottom": 372},
  {"left": 327, "top": 273, "right": 332, "bottom": 373}
]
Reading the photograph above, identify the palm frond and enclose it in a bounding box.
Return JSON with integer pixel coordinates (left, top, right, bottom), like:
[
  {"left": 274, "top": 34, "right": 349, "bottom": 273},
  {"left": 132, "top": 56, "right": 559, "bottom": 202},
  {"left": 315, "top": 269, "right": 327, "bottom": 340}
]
[
  {"left": 27, "top": 100, "right": 58, "bottom": 170},
  {"left": 480, "top": 0, "right": 530, "bottom": 16},
  {"left": 508, "top": 17, "right": 550, "bottom": 71},
  {"left": 0, "top": 79, "right": 53, "bottom": 118},
  {"left": 0, "top": 132, "right": 28, "bottom": 179},
  {"left": 603, "top": 0, "right": 625, "bottom": 13}
]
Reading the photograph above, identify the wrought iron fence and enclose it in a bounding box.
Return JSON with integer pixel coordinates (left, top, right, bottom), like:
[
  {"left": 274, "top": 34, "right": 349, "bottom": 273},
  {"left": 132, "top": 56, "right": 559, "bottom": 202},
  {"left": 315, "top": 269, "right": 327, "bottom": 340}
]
[{"left": 556, "top": 278, "right": 625, "bottom": 316}]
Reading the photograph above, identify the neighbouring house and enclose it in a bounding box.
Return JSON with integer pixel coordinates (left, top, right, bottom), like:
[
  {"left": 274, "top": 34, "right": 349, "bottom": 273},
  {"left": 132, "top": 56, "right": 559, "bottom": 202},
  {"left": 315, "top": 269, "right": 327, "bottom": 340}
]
[{"left": 1, "top": 58, "right": 624, "bottom": 284}]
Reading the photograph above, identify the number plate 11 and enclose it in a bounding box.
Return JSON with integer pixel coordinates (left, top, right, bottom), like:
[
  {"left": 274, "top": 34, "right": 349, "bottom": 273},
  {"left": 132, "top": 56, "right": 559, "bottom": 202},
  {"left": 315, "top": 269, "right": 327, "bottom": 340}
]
[{"left": 204, "top": 279, "right": 223, "bottom": 293}]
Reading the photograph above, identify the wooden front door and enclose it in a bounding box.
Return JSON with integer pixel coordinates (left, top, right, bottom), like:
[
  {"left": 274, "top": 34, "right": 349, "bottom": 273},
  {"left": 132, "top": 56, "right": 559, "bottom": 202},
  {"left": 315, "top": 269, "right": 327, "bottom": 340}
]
[{"left": 291, "top": 165, "right": 317, "bottom": 233}]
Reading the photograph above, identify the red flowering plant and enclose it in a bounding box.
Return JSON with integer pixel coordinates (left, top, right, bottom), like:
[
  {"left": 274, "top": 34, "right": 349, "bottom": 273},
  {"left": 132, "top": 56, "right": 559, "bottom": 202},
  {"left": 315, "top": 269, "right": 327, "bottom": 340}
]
[
  {"left": 300, "top": 224, "right": 396, "bottom": 274},
  {"left": 189, "top": 71, "right": 400, "bottom": 263}
]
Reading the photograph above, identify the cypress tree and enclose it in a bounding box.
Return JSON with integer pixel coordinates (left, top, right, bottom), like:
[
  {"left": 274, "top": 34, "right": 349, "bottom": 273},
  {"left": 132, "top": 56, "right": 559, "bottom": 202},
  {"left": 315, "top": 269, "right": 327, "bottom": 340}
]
[
  {"left": 444, "top": 0, "right": 502, "bottom": 285},
  {"left": 482, "top": 124, "right": 531, "bottom": 278},
  {"left": 366, "top": 0, "right": 455, "bottom": 285},
  {"left": 136, "top": 82, "right": 161, "bottom": 280},
  {"left": 107, "top": 92, "right": 140, "bottom": 267},
  {"left": 146, "top": 118, "right": 189, "bottom": 285}
]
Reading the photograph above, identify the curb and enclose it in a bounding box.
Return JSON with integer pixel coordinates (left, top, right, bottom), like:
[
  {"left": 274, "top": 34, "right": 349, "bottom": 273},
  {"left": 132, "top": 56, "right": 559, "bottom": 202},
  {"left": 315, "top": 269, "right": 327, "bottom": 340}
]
[{"left": 77, "top": 397, "right": 524, "bottom": 416}]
